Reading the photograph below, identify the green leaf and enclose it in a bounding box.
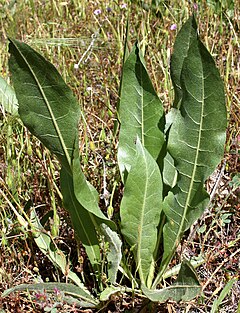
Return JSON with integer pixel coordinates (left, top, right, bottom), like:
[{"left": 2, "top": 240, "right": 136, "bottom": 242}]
[
  {"left": 99, "top": 285, "right": 122, "bottom": 302},
  {"left": 120, "top": 138, "right": 163, "bottom": 287},
  {"left": 101, "top": 224, "right": 122, "bottom": 284},
  {"left": 2, "top": 282, "right": 99, "bottom": 307},
  {"left": 155, "top": 16, "right": 227, "bottom": 285},
  {"left": 142, "top": 260, "right": 201, "bottom": 302},
  {"left": 30, "top": 208, "right": 88, "bottom": 289},
  {"left": 163, "top": 255, "right": 205, "bottom": 280},
  {"left": 72, "top": 147, "right": 115, "bottom": 230},
  {"left": 170, "top": 16, "right": 198, "bottom": 108},
  {"left": 8, "top": 38, "right": 80, "bottom": 172},
  {"left": 60, "top": 167, "right": 101, "bottom": 266},
  {"left": 71, "top": 148, "right": 117, "bottom": 273},
  {"left": 0, "top": 76, "right": 18, "bottom": 115},
  {"left": 118, "top": 42, "right": 164, "bottom": 179},
  {"left": 211, "top": 278, "right": 237, "bottom": 313},
  {"left": 162, "top": 110, "right": 178, "bottom": 189},
  {"left": 163, "top": 152, "right": 177, "bottom": 189}
]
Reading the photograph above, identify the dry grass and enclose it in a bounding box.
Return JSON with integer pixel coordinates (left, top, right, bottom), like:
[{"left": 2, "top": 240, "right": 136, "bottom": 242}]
[{"left": 0, "top": 0, "right": 239, "bottom": 312}]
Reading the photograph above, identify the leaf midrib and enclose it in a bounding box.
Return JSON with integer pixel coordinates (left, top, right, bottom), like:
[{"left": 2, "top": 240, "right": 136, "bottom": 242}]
[
  {"left": 178, "top": 62, "right": 205, "bottom": 242},
  {"left": 171, "top": 57, "right": 205, "bottom": 264},
  {"left": 137, "top": 144, "right": 148, "bottom": 284},
  {"left": 140, "top": 60, "right": 144, "bottom": 145},
  {"left": 153, "top": 51, "right": 205, "bottom": 288},
  {"left": 137, "top": 61, "right": 147, "bottom": 283},
  {"left": 12, "top": 40, "right": 71, "bottom": 167}
]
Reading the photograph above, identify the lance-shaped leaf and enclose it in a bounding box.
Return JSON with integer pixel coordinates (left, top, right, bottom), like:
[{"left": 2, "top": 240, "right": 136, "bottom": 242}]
[
  {"left": 120, "top": 138, "right": 163, "bottom": 287},
  {"left": 170, "top": 16, "right": 198, "bottom": 108},
  {"left": 142, "top": 260, "right": 201, "bottom": 302},
  {"left": 155, "top": 16, "right": 227, "bottom": 285},
  {"left": 60, "top": 167, "right": 101, "bottom": 266},
  {"left": 30, "top": 208, "right": 90, "bottom": 289},
  {"left": 8, "top": 38, "right": 80, "bottom": 172},
  {"left": 0, "top": 76, "right": 18, "bottom": 115},
  {"left": 118, "top": 42, "right": 164, "bottom": 179},
  {"left": 2, "top": 282, "right": 99, "bottom": 308}
]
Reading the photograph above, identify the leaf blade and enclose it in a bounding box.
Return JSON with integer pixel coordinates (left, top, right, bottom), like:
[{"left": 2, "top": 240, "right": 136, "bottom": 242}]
[
  {"left": 170, "top": 16, "right": 198, "bottom": 108},
  {"left": 30, "top": 208, "right": 88, "bottom": 289},
  {"left": 118, "top": 42, "right": 164, "bottom": 178},
  {"left": 9, "top": 38, "right": 80, "bottom": 171},
  {"left": 157, "top": 16, "right": 227, "bottom": 283},
  {"left": 120, "top": 138, "right": 163, "bottom": 287},
  {"left": 72, "top": 148, "right": 115, "bottom": 230},
  {"left": 2, "top": 282, "right": 99, "bottom": 307},
  {"left": 143, "top": 260, "right": 201, "bottom": 302},
  {"left": 101, "top": 224, "right": 122, "bottom": 284},
  {"left": 211, "top": 279, "right": 237, "bottom": 313},
  {"left": 60, "top": 167, "right": 101, "bottom": 266},
  {"left": 0, "top": 76, "right": 18, "bottom": 115}
]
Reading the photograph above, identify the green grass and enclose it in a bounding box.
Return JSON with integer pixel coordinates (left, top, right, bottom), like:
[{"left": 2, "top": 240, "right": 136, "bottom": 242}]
[{"left": 0, "top": 0, "right": 239, "bottom": 312}]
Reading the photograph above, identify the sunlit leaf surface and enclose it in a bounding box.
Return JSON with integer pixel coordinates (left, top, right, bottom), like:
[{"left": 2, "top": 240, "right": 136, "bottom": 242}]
[
  {"left": 159, "top": 16, "right": 227, "bottom": 278},
  {"left": 9, "top": 38, "right": 80, "bottom": 172},
  {"left": 120, "top": 138, "right": 163, "bottom": 287},
  {"left": 118, "top": 42, "right": 164, "bottom": 179}
]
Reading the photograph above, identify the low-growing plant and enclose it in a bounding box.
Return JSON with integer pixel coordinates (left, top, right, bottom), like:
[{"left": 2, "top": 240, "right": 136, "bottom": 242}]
[{"left": 2, "top": 15, "right": 227, "bottom": 309}]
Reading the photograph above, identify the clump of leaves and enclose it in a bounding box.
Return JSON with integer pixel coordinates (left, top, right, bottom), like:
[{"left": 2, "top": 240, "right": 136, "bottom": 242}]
[{"left": 2, "top": 15, "right": 227, "bottom": 309}]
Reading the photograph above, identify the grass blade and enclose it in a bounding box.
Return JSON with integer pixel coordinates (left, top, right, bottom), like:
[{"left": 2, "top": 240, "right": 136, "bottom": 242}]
[{"left": 211, "top": 278, "right": 237, "bottom": 313}]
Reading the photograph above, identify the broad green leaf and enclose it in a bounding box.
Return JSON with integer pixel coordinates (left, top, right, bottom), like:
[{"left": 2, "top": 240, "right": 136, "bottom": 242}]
[
  {"left": 170, "top": 16, "right": 198, "bottom": 108},
  {"left": 60, "top": 167, "right": 101, "bottom": 266},
  {"left": 120, "top": 138, "right": 163, "bottom": 287},
  {"left": 118, "top": 42, "right": 164, "bottom": 179},
  {"left": 2, "top": 282, "right": 99, "bottom": 307},
  {"left": 8, "top": 38, "right": 80, "bottom": 172},
  {"left": 101, "top": 224, "right": 122, "bottom": 283},
  {"left": 30, "top": 208, "right": 89, "bottom": 289},
  {"left": 155, "top": 16, "right": 227, "bottom": 284},
  {"left": 0, "top": 76, "right": 18, "bottom": 115},
  {"left": 143, "top": 260, "right": 201, "bottom": 302},
  {"left": 72, "top": 147, "right": 115, "bottom": 230}
]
